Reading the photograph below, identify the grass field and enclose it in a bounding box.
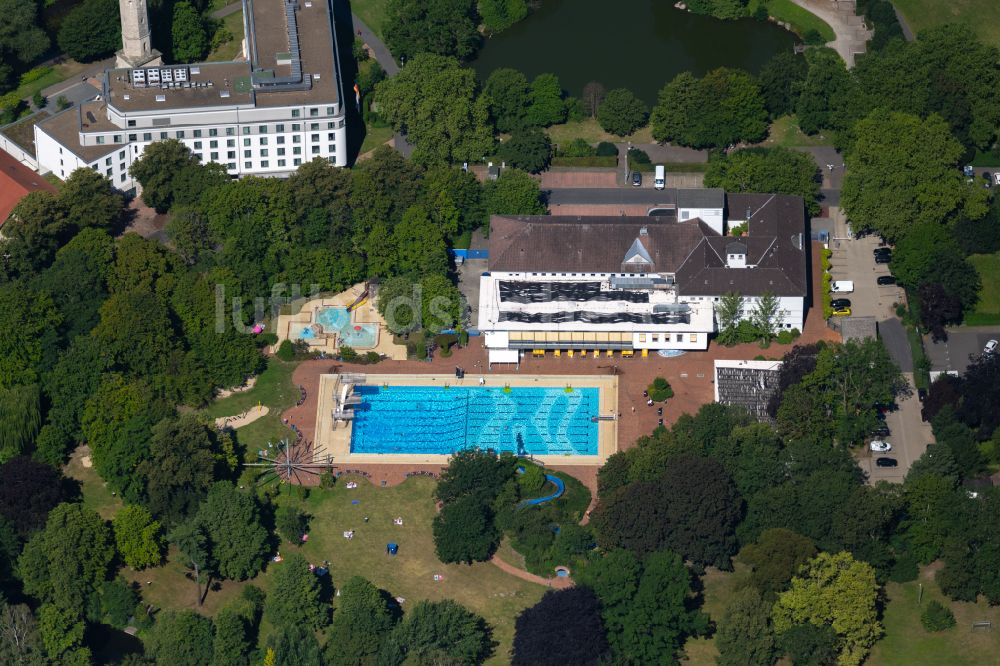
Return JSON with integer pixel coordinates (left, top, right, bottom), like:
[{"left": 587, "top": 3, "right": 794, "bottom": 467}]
[
  {"left": 967, "top": 253, "right": 1000, "bottom": 325},
  {"left": 680, "top": 564, "right": 749, "bottom": 664},
  {"left": 759, "top": 0, "right": 836, "bottom": 42},
  {"left": 64, "top": 445, "right": 124, "bottom": 521},
  {"left": 206, "top": 11, "right": 246, "bottom": 62},
  {"left": 763, "top": 115, "right": 834, "bottom": 148},
  {"left": 349, "top": 0, "right": 390, "bottom": 40},
  {"left": 894, "top": 0, "right": 1000, "bottom": 49},
  {"left": 545, "top": 118, "right": 654, "bottom": 147}
]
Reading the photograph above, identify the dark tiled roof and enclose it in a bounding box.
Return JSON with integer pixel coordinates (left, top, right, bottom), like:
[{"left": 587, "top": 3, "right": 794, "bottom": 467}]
[
  {"left": 488, "top": 216, "right": 717, "bottom": 274},
  {"left": 488, "top": 193, "right": 808, "bottom": 299}
]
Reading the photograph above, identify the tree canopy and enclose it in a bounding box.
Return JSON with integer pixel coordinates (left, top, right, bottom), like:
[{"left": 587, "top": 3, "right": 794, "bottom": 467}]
[
  {"left": 512, "top": 587, "right": 608, "bottom": 665},
  {"left": 704, "top": 147, "right": 820, "bottom": 215}
]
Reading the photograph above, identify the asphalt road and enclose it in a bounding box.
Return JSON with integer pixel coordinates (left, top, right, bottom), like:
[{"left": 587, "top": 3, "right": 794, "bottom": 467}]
[{"left": 925, "top": 327, "right": 1000, "bottom": 374}]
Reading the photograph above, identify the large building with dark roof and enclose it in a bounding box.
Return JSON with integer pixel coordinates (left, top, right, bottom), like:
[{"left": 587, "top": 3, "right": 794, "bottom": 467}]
[
  {"left": 31, "top": 0, "right": 348, "bottom": 192},
  {"left": 478, "top": 192, "right": 808, "bottom": 362}
]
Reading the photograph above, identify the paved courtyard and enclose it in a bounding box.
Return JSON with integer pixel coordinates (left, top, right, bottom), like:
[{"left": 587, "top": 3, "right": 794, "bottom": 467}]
[{"left": 925, "top": 326, "right": 1000, "bottom": 374}]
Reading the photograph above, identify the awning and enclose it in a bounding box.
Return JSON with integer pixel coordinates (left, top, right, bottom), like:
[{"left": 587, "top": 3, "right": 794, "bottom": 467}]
[{"left": 488, "top": 349, "right": 520, "bottom": 364}]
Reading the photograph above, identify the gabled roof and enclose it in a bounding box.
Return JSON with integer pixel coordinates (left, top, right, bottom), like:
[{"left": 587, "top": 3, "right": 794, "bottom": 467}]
[
  {"left": 0, "top": 150, "right": 57, "bottom": 225},
  {"left": 623, "top": 237, "right": 653, "bottom": 265}
]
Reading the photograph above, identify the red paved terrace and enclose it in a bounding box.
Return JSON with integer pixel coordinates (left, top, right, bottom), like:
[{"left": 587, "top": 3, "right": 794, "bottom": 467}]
[
  {"left": 0, "top": 151, "right": 56, "bottom": 225},
  {"left": 281, "top": 242, "right": 838, "bottom": 493}
]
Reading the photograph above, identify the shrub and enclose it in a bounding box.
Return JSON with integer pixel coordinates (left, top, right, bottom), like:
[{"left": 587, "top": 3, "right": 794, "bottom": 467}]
[
  {"left": 458, "top": 329, "right": 469, "bottom": 346},
  {"left": 561, "top": 138, "right": 596, "bottom": 158},
  {"left": 320, "top": 472, "right": 336, "bottom": 489},
  {"left": 628, "top": 148, "right": 651, "bottom": 164},
  {"left": 276, "top": 340, "right": 295, "bottom": 361},
  {"left": 56, "top": 96, "right": 71, "bottom": 111},
  {"left": 32, "top": 92, "right": 45, "bottom": 109},
  {"left": 729, "top": 221, "right": 748, "bottom": 236},
  {"left": 414, "top": 341, "right": 427, "bottom": 360},
  {"left": 920, "top": 600, "right": 956, "bottom": 632},
  {"left": 647, "top": 377, "right": 674, "bottom": 402},
  {"left": 803, "top": 29, "right": 825, "bottom": 45},
  {"left": 518, "top": 465, "right": 545, "bottom": 495},
  {"left": 353, "top": 37, "right": 369, "bottom": 62},
  {"left": 276, "top": 505, "right": 309, "bottom": 545},
  {"left": 340, "top": 345, "right": 359, "bottom": 363},
  {"left": 19, "top": 66, "right": 53, "bottom": 86},
  {"left": 595, "top": 141, "right": 618, "bottom": 157},
  {"left": 364, "top": 351, "right": 381, "bottom": 364},
  {"left": 255, "top": 332, "right": 278, "bottom": 348},
  {"left": 435, "top": 334, "right": 458, "bottom": 356}
]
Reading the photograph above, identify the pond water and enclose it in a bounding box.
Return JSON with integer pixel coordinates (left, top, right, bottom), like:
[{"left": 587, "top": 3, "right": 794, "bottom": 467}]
[{"left": 471, "top": 0, "right": 797, "bottom": 105}]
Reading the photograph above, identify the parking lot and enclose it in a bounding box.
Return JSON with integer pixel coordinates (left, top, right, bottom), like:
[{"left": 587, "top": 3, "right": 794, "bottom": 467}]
[
  {"left": 858, "top": 373, "right": 934, "bottom": 483},
  {"left": 925, "top": 326, "right": 1000, "bottom": 374}
]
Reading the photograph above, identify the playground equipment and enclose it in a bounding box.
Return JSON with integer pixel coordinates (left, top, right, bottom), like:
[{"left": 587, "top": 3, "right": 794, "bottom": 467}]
[
  {"left": 387, "top": 543, "right": 398, "bottom": 556},
  {"left": 346, "top": 283, "right": 370, "bottom": 312}
]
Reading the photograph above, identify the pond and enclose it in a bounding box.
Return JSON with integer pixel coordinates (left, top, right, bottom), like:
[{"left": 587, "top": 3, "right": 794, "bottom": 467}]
[{"left": 471, "top": 0, "right": 798, "bottom": 105}]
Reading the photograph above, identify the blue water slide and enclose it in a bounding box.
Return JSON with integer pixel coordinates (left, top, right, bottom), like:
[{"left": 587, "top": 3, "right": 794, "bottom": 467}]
[{"left": 516, "top": 467, "right": 566, "bottom": 507}]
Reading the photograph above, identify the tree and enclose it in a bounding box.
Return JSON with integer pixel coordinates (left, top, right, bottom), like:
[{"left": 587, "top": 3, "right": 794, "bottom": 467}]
[
  {"left": 57, "top": 0, "right": 120, "bottom": 62},
  {"left": 751, "top": 291, "right": 786, "bottom": 345},
  {"left": 170, "top": 520, "right": 212, "bottom": 606},
  {"left": 92, "top": 291, "right": 179, "bottom": 382},
  {"left": 956, "top": 352, "right": 1000, "bottom": 440},
  {"left": 113, "top": 505, "right": 165, "bottom": 570},
  {"left": 0, "top": 598, "right": 47, "bottom": 666},
  {"left": 920, "top": 600, "right": 956, "bottom": 632},
  {"left": 498, "top": 127, "right": 552, "bottom": 174},
  {"left": 758, "top": 51, "right": 808, "bottom": 118},
  {"left": 0, "top": 284, "right": 61, "bottom": 389},
  {"left": 525, "top": 73, "right": 566, "bottom": 127},
  {"left": 139, "top": 414, "right": 219, "bottom": 527},
  {"left": 739, "top": 528, "right": 817, "bottom": 600},
  {"left": 267, "top": 624, "right": 323, "bottom": 666},
  {"left": 172, "top": 2, "right": 209, "bottom": 63},
  {"left": 512, "top": 587, "right": 607, "bottom": 665},
  {"left": 194, "top": 483, "right": 269, "bottom": 581},
  {"left": 391, "top": 205, "right": 449, "bottom": 276},
  {"left": 436, "top": 448, "right": 518, "bottom": 504},
  {"left": 380, "top": 600, "right": 494, "bottom": 665},
  {"left": 772, "top": 552, "right": 883, "bottom": 666},
  {"left": 325, "top": 576, "right": 396, "bottom": 665},
  {"left": 483, "top": 169, "right": 546, "bottom": 219},
  {"left": 211, "top": 608, "right": 253, "bottom": 666},
  {"left": 596, "top": 88, "right": 648, "bottom": 137},
  {"left": 36, "top": 602, "right": 88, "bottom": 664},
  {"left": 0, "top": 0, "right": 49, "bottom": 68},
  {"left": 58, "top": 168, "right": 125, "bottom": 231},
  {"left": 374, "top": 54, "right": 494, "bottom": 165},
  {"left": 778, "top": 623, "right": 838, "bottom": 666},
  {"left": 383, "top": 0, "right": 479, "bottom": 62},
  {"left": 715, "top": 291, "right": 746, "bottom": 345},
  {"left": 795, "top": 47, "right": 856, "bottom": 135},
  {"left": 478, "top": 0, "right": 528, "bottom": 32},
  {"left": 704, "top": 147, "right": 821, "bottom": 215},
  {"left": 582, "top": 81, "right": 606, "bottom": 118},
  {"left": 651, "top": 68, "right": 768, "bottom": 148},
  {"left": 433, "top": 494, "right": 500, "bottom": 563},
  {"left": 130, "top": 140, "right": 211, "bottom": 213},
  {"left": 145, "top": 610, "right": 214, "bottom": 666},
  {"left": 0, "top": 386, "right": 40, "bottom": 464},
  {"left": 275, "top": 505, "right": 309, "bottom": 545},
  {"left": 18, "top": 503, "right": 114, "bottom": 611},
  {"left": 715, "top": 588, "right": 777, "bottom": 666},
  {"left": 918, "top": 282, "right": 965, "bottom": 341},
  {"left": 592, "top": 455, "right": 742, "bottom": 567},
  {"left": 841, "top": 110, "right": 986, "bottom": 242},
  {"left": 100, "top": 577, "right": 139, "bottom": 629},
  {"left": 0, "top": 457, "right": 66, "bottom": 540},
  {"left": 264, "top": 552, "right": 328, "bottom": 630},
  {"left": 484, "top": 68, "right": 530, "bottom": 133}
]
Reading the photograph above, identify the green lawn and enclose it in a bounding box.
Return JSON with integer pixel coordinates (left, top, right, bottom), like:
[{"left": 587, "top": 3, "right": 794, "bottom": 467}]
[
  {"left": 349, "top": 0, "right": 390, "bottom": 40},
  {"left": 64, "top": 445, "right": 124, "bottom": 521},
  {"left": 545, "top": 118, "right": 653, "bottom": 147},
  {"left": 967, "top": 253, "right": 1000, "bottom": 325},
  {"left": 202, "top": 358, "right": 299, "bottom": 419},
  {"left": 763, "top": 115, "right": 834, "bottom": 148},
  {"left": 9, "top": 60, "right": 90, "bottom": 104},
  {"left": 759, "top": 0, "right": 836, "bottom": 42},
  {"left": 680, "top": 564, "right": 749, "bottom": 664},
  {"left": 206, "top": 10, "right": 246, "bottom": 62},
  {"left": 360, "top": 123, "right": 394, "bottom": 154},
  {"left": 894, "top": 0, "right": 1000, "bottom": 49},
  {"left": 868, "top": 567, "right": 1000, "bottom": 666}
]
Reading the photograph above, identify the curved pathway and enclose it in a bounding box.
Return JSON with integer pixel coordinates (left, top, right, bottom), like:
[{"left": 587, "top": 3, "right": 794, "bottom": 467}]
[
  {"left": 490, "top": 554, "right": 574, "bottom": 589},
  {"left": 788, "top": 0, "right": 872, "bottom": 67},
  {"left": 352, "top": 15, "right": 399, "bottom": 76}
]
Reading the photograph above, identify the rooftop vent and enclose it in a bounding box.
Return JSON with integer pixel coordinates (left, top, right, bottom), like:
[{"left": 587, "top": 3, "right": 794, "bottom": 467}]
[
  {"left": 155, "top": 95, "right": 166, "bottom": 102},
  {"left": 123, "top": 94, "right": 130, "bottom": 100},
  {"left": 639, "top": 226, "right": 648, "bottom": 236}
]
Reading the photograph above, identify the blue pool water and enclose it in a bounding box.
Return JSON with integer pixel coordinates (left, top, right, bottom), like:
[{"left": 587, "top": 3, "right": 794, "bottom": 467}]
[
  {"left": 316, "top": 307, "right": 377, "bottom": 348},
  {"left": 350, "top": 385, "right": 600, "bottom": 456}
]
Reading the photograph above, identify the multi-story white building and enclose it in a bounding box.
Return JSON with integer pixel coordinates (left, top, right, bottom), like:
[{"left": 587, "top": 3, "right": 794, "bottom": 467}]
[
  {"left": 478, "top": 192, "right": 809, "bottom": 363},
  {"left": 33, "top": 0, "right": 348, "bottom": 193}
]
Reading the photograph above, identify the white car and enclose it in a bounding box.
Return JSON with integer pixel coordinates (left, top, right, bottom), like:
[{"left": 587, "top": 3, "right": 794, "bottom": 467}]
[
  {"left": 994, "top": 173, "right": 1000, "bottom": 187},
  {"left": 985, "top": 339, "right": 998, "bottom": 354},
  {"left": 869, "top": 440, "right": 892, "bottom": 453}
]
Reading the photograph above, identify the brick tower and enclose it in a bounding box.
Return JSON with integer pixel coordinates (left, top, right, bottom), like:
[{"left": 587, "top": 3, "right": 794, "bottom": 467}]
[{"left": 116, "top": 0, "right": 162, "bottom": 68}]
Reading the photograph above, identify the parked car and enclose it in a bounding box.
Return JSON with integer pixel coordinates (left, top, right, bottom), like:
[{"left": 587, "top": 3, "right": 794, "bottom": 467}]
[
  {"left": 631, "top": 171, "right": 642, "bottom": 187},
  {"left": 983, "top": 172, "right": 993, "bottom": 188},
  {"left": 877, "top": 275, "right": 896, "bottom": 286},
  {"left": 870, "top": 440, "right": 892, "bottom": 453},
  {"left": 830, "top": 298, "right": 852, "bottom": 309},
  {"left": 875, "top": 457, "right": 898, "bottom": 467},
  {"left": 875, "top": 253, "right": 892, "bottom": 264},
  {"left": 832, "top": 307, "right": 851, "bottom": 317},
  {"left": 994, "top": 173, "right": 1000, "bottom": 187},
  {"left": 964, "top": 165, "right": 975, "bottom": 177},
  {"left": 871, "top": 424, "right": 890, "bottom": 437},
  {"left": 831, "top": 281, "right": 854, "bottom": 293},
  {"left": 985, "top": 339, "right": 998, "bottom": 354},
  {"left": 873, "top": 247, "right": 892, "bottom": 256},
  {"left": 917, "top": 387, "right": 927, "bottom": 402}
]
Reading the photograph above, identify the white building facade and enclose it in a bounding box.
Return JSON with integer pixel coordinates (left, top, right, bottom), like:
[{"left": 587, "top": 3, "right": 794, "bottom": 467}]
[{"left": 34, "top": 0, "right": 348, "bottom": 191}]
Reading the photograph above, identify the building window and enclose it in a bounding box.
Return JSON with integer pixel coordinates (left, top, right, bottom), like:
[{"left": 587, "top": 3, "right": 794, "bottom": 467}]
[
  {"left": 327, "top": 144, "right": 335, "bottom": 153},
  {"left": 258, "top": 125, "right": 267, "bottom": 134},
  {"left": 243, "top": 127, "right": 250, "bottom": 135},
  {"left": 120, "top": 173, "right": 126, "bottom": 182},
  {"left": 244, "top": 150, "right": 251, "bottom": 158},
  {"left": 245, "top": 161, "right": 252, "bottom": 169},
  {"left": 638, "top": 334, "right": 646, "bottom": 343},
  {"left": 96, "top": 136, "right": 105, "bottom": 144},
  {"left": 128, "top": 133, "right": 137, "bottom": 141},
  {"left": 310, "top": 134, "right": 319, "bottom": 141},
  {"left": 127, "top": 120, "right": 136, "bottom": 127},
  {"left": 194, "top": 141, "right": 202, "bottom": 149},
  {"left": 293, "top": 158, "right": 301, "bottom": 166},
  {"left": 675, "top": 334, "right": 683, "bottom": 342},
  {"left": 119, "top": 162, "right": 125, "bottom": 172},
  {"left": 227, "top": 139, "right": 235, "bottom": 147},
  {"left": 210, "top": 140, "right": 218, "bottom": 148},
  {"left": 113, "top": 135, "right": 122, "bottom": 143},
  {"left": 227, "top": 162, "right": 236, "bottom": 169},
  {"left": 689, "top": 334, "right": 698, "bottom": 343},
  {"left": 210, "top": 152, "right": 218, "bottom": 160},
  {"left": 277, "top": 136, "right": 285, "bottom": 144},
  {"left": 293, "top": 136, "right": 301, "bottom": 143},
  {"left": 106, "top": 168, "right": 112, "bottom": 176},
  {"left": 291, "top": 109, "right": 300, "bottom": 117},
  {"left": 227, "top": 151, "right": 235, "bottom": 159},
  {"left": 160, "top": 132, "right": 168, "bottom": 139},
  {"left": 292, "top": 123, "right": 300, "bottom": 131},
  {"left": 105, "top": 157, "right": 112, "bottom": 165},
  {"left": 119, "top": 150, "right": 125, "bottom": 159},
  {"left": 193, "top": 130, "right": 202, "bottom": 138},
  {"left": 326, "top": 106, "right": 334, "bottom": 115},
  {"left": 209, "top": 128, "right": 218, "bottom": 137},
  {"left": 309, "top": 108, "right": 318, "bottom": 117},
  {"left": 276, "top": 124, "right": 285, "bottom": 132},
  {"left": 261, "top": 160, "right": 269, "bottom": 168},
  {"left": 260, "top": 149, "right": 268, "bottom": 157},
  {"left": 310, "top": 123, "right": 319, "bottom": 130},
  {"left": 311, "top": 146, "right": 320, "bottom": 154},
  {"left": 226, "top": 127, "right": 235, "bottom": 136},
  {"left": 243, "top": 138, "right": 250, "bottom": 146},
  {"left": 277, "top": 147, "right": 285, "bottom": 156},
  {"left": 176, "top": 131, "right": 185, "bottom": 139},
  {"left": 194, "top": 153, "right": 202, "bottom": 161},
  {"left": 278, "top": 159, "right": 286, "bottom": 167},
  {"left": 293, "top": 147, "right": 301, "bottom": 155},
  {"left": 327, "top": 133, "right": 334, "bottom": 141},
  {"left": 260, "top": 137, "right": 268, "bottom": 146}
]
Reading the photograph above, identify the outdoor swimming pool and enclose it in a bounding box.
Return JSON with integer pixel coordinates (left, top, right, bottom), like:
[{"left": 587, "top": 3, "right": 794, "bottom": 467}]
[
  {"left": 349, "top": 385, "right": 600, "bottom": 456},
  {"left": 317, "top": 307, "right": 377, "bottom": 348}
]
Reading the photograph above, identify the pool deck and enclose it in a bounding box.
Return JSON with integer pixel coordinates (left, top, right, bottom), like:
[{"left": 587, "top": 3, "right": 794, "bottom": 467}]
[
  {"left": 313, "top": 374, "right": 619, "bottom": 467},
  {"left": 272, "top": 284, "right": 408, "bottom": 360}
]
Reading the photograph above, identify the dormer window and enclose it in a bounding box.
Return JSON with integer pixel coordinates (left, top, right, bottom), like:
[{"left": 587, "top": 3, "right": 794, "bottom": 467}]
[{"left": 726, "top": 240, "right": 747, "bottom": 269}]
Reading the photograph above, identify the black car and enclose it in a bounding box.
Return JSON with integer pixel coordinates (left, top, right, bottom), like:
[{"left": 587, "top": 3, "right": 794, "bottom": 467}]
[
  {"left": 871, "top": 424, "right": 890, "bottom": 437},
  {"left": 877, "top": 275, "right": 896, "bottom": 285},
  {"left": 873, "top": 247, "right": 892, "bottom": 256},
  {"left": 917, "top": 387, "right": 927, "bottom": 402},
  {"left": 875, "top": 253, "right": 892, "bottom": 264},
  {"left": 631, "top": 171, "right": 642, "bottom": 187},
  {"left": 875, "top": 457, "right": 898, "bottom": 467},
  {"left": 830, "top": 298, "right": 851, "bottom": 309}
]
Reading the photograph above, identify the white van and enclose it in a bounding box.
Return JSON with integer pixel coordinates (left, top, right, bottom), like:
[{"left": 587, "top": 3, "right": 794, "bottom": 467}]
[
  {"left": 831, "top": 280, "right": 854, "bottom": 293},
  {"left": 654, "top": 165, "right": 665, "bottom": 190}
]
